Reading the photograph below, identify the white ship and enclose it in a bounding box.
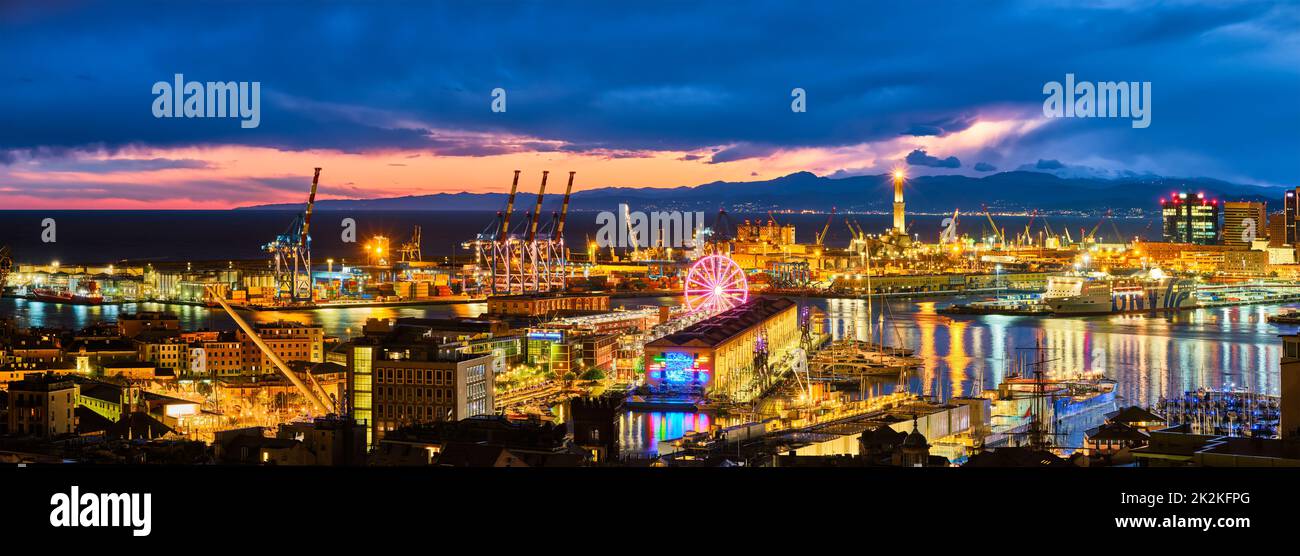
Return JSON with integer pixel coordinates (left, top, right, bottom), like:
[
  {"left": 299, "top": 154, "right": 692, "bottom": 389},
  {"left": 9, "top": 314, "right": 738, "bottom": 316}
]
[{"left": 1043, "top": 272, "right": 1197, "bottom": 315}]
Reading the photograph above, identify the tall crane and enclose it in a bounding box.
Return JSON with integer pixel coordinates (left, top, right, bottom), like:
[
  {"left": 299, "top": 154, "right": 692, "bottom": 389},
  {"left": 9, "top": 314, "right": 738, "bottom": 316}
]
[
  {"left": 555, "top": 171, "right": 575, "bottom": 241},
  {"left": 981, "top": 204, "right": 1005, "bottom": 247},
  {"left": 499, "top": 170, "right": 520, "bottom": 239},
  {"left": 527, "top": 171, "right": 548, "bottom": 243},
  {"left": 815, "top": 207, "right": 835, "bottom": 246},
  {"left": 263, "top": 168, "right": 321, "bottom": 304},
  {"left": 398, "top": 225, "right": 422, "bottom": 262}
]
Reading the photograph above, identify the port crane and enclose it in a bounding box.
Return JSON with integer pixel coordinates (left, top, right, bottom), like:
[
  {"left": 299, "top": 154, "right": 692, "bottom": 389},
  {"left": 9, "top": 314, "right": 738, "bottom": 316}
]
[
  {"left": 1082, "top": 209, "right": 1123, "bottom": 244},
  {"left": 397, "top": 225, "right": 422, "bottom": 263},
  {"left": 263, "top": 168, "right": 321, "bottom": 304},
  {"left": 814, "top": 207, "right": 836, "bottom": 246},
  {"left": 981, "top": 204, "right": 1006, "bottom": 247},
  {"left": 485, "top": 170, "right": 570, "bottom": 294}
]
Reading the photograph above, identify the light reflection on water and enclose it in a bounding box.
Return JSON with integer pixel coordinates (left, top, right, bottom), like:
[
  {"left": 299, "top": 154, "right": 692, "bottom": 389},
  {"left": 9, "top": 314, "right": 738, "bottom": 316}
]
[
  {"left": 6, "top": 294, "right": 1294, "bottom": 455},
  {"left": 1, "top": 298, "right": 488, "bottom": 338}
]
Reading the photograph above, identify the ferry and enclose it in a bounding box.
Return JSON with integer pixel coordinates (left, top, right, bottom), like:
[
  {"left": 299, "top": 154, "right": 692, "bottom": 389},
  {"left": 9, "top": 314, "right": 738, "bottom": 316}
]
[
  {"left": 940, "top": 294, "right": 1050, "bottom": 316},
  {"left": 1267, "top": 309, "right": 1300, "bottom": 324},
  {"left": 1042, "top": 273, "right": 1197, "bottom": 315}
]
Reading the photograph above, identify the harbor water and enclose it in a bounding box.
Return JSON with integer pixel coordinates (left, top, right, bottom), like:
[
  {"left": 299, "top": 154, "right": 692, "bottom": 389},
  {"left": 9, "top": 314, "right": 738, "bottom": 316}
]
[{"left": 3, "top": 293, "right": 1291, "bottom": 455}]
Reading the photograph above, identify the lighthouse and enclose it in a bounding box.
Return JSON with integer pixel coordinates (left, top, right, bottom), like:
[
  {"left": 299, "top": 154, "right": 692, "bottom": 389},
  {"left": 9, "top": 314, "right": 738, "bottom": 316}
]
[{"left": 892, "top": 169, "right": 906, "bottom": 234}]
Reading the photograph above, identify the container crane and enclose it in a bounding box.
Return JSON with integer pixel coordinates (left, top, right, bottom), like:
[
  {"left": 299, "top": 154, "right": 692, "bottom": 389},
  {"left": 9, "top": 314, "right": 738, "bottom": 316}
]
[
  {"left": 500, "top": 170, "right": 520, "bottom": 239},
  {"left": 263, "top": 168, "right": 321, "bottom": 304},
  {"left": 527, "top": 171, "right": 548, "bottom": 243},
  {"left": 398, "top": 225, "right": 422, "bottom": 262}
]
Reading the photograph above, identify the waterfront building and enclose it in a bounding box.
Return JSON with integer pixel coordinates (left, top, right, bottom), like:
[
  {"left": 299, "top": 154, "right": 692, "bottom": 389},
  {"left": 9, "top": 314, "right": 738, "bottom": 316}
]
[
  {"left": 1160, "top": 191, "right": 1219, "bottom": 245},
  {"left": 644, "top": 297, "right": 798, "bottom": 402},
  {"left": 486, "top": 293, "right": 610, "bottom": 317},
  {"left": 1222, "top": 201, "right": 1267, "bottom": 248},
  {"left": 6, "top": 374, "right": 77, "bottom": 437}
]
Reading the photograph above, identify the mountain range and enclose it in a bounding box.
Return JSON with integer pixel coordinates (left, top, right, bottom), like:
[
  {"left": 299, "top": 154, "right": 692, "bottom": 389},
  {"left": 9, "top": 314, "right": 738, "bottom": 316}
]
[{"left": 236, "top": 171, "right": 1283, "bottom": 215}]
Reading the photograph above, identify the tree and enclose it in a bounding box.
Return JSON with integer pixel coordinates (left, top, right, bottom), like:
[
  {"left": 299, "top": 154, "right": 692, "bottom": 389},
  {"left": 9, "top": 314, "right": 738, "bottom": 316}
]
[{"left": 580, "top": 368, "right": 605, "bottom": 381}]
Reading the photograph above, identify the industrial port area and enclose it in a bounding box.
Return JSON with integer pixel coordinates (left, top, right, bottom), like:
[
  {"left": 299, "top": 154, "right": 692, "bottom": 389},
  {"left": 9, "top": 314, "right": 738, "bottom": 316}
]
[{"left": 5, "top": 0, "right": 1299, "bottom": 543}]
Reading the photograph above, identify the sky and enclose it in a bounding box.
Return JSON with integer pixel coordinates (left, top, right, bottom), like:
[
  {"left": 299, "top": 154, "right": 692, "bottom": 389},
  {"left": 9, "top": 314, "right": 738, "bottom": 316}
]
[{"left": 0, "top": 0, "right": 1297, "bottom": 209}]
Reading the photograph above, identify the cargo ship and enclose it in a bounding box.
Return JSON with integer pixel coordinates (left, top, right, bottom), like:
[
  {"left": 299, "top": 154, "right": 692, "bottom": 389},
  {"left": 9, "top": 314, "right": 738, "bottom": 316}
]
[
  {"left": 1042, "top": 273, "right": 1197, "bottom": 315},
  {"left": 29, "top": 282, "right": 104, "bottom": 305}
]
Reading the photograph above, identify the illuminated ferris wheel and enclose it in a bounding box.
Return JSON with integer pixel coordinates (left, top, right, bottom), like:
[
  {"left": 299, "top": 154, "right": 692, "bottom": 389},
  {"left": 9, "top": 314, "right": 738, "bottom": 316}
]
[{"left": 683, "top": 254, "right": 749, "bottom": 313}]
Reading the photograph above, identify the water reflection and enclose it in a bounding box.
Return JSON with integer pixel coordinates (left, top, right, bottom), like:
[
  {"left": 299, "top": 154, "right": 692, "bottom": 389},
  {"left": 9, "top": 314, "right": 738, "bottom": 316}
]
[
  {"left": 5, "top": 294, "right": 1292, "bottom": 454},
  {"left": 815, "top": 296, "right": 1287, "bottom": 407},
  {"left": 1, "top": 297, "right": 488, "bottom": 338}
]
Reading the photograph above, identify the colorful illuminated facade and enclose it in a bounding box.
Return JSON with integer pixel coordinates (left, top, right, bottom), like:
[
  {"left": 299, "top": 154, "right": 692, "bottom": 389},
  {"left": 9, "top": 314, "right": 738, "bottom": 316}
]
[{"left": 644, "top": 297, "right": 798, "bottom": 402}]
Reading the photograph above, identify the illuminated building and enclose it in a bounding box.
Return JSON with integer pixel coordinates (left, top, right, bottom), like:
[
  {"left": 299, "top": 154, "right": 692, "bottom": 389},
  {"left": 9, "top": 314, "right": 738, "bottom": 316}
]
[
  {"left": 1270, "top": 212, "right": 1289, "bottom": 247},
  {"left": 237, "top": 321, "right": 324, "bottom": 373},
  {"left": 1222, "top": 201, "right": 1266, "bottom": 248},
  {"left": 6, "top": 374, "right": 77, "bottom": 437},
  {"left": 524, "top": 329, "right": 617, "bottom": 377},
  {"left": 736, "top": 218, "right": 796, "bottom": 245},
  {"left": 1160, "top": 191, "right": 1219, "bottom": 245},
  {"left": 188, "top": 336, "right": 242, "bottom": 377},
  {"left": 117, "top": 311, "right": 180, "bottom": 338},
  {"left": 344, "top": 334, "right": 495, "bottom": 447},
  {"left": 644, "top": 297, "right": 798, "bottom": 402},
  {"left": 486, "top": 293, "right": 610, "bottom": 317},
  {"left": 1287, "top": 188, "right": 1300, "bottom": 245},
  {"left": 892, "top": 170, "right": 906, "bottom": 234}
]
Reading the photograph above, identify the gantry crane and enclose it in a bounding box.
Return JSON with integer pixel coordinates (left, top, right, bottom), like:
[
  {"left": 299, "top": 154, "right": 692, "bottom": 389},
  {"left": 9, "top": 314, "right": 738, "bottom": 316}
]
[
  {"left": 263, "top": 168, "right": 321, "bottom": 304},
  {"left": 398, "top": 225, "right": 422, "bottom": 262}
]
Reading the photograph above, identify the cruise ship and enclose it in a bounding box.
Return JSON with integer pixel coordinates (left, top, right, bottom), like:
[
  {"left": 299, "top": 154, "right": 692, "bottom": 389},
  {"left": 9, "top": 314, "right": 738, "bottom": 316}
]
[{"left": 1042, "top": 273, "right": 1197, "bottom": 315}]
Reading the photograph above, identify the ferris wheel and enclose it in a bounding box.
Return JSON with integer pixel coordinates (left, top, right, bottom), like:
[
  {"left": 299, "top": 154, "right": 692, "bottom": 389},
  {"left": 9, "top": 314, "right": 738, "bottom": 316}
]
[{"left": 683, "top": 254, "right": 749, "bottom": 313}]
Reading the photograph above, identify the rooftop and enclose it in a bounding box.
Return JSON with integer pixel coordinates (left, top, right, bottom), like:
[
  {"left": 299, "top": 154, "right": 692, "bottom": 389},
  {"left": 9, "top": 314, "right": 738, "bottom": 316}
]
[{"left": 648, "top": 297, "right": 797, "bottom": 348}]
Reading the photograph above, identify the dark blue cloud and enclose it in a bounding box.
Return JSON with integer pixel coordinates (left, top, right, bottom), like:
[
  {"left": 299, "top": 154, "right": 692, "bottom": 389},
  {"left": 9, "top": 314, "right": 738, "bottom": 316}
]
[
  {"left": 906, "top": 149, "right": 960, "bottom": 169},
  {"left": 973, "top": 162, "right": 996, "bottom": 172},
  {"left": 0, "top": 0, "right": 1295, "bottom": 184}
]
